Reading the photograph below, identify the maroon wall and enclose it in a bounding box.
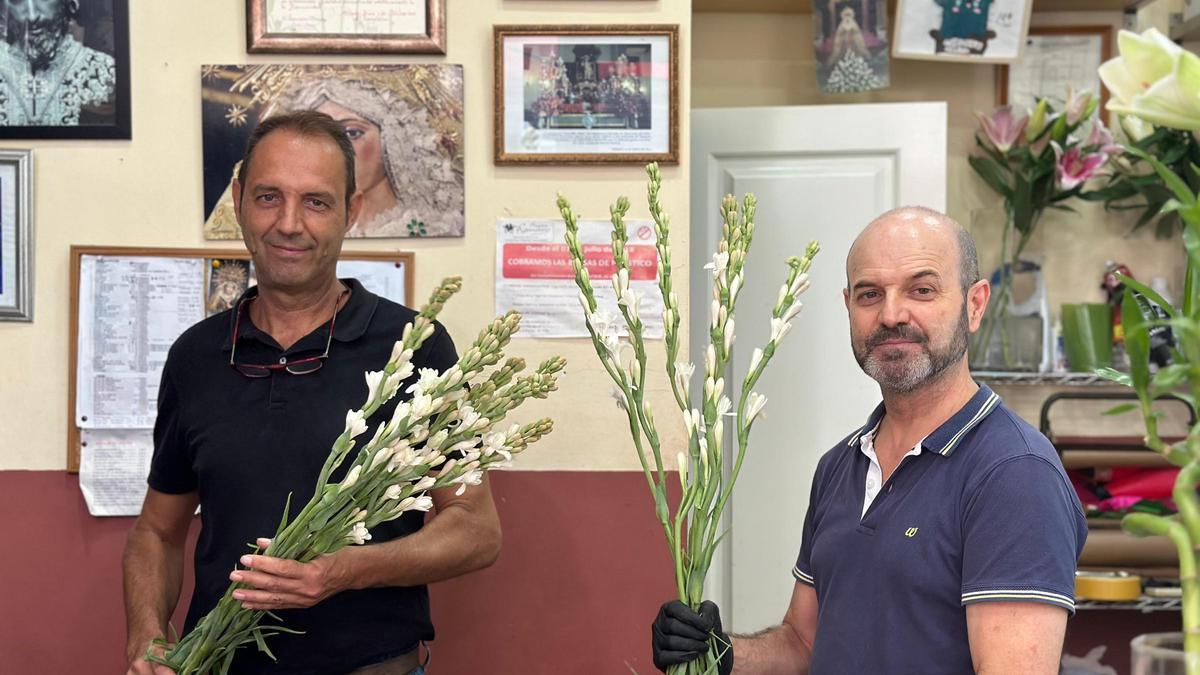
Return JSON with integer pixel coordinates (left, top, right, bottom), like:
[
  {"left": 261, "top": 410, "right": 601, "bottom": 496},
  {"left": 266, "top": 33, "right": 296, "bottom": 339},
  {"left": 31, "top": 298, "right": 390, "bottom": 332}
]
[{"left": 0, "top": 470, "right": 676, "bottom": 674}]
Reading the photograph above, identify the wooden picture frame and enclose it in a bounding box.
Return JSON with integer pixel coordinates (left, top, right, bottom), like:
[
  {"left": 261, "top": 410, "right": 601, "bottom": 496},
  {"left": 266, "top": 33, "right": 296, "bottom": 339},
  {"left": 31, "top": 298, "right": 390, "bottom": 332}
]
[
  {"left": 67, "top": 246, "right": 415, "bottom": 472},
  {"left": 0, "top": 0, "right": 131, "bottom": 139},
  {"left": 893, "top": 0, "right": 1034, "bottom": 64},
  {"left": 0, "top": 149, "right": 32, "bottom": 321},
  {"left": 996, "top": 25, "right": 1114, "bottom": 124},
  {"left": 246, "top": 0, "right": 446, "bottom": 54},
  {"left": 494, "top": 24, "right": 679, "bottom": 165}
]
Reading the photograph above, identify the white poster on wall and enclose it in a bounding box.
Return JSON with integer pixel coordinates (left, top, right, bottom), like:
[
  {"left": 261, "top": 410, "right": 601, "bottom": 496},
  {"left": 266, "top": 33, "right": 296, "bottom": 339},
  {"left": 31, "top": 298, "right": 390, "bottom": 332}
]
[
  {"left": 79, "top": 428, "right": 154, "bottom": 517},
  {"left": 495, "top": 218, "right": 664, "bottom": 339}
]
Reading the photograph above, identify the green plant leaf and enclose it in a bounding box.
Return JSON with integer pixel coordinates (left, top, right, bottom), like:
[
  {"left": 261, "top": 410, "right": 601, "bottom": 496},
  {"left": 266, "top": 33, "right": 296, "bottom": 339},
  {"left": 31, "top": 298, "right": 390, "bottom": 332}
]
[
  {"left": 1095, "top": 366, "right": 1133, "bottom": 386},
  {"left": 1117, "top": 273, "right": 1177, "bottom": 319},
  {"left": 968, "top": 155, "right": 1013, "bottom": 199},
  {"left": 1123, "top": 288, "right": 1153, "bottom": 395},
  {"left": 1102, "top": 402, "right": 1139, "bottom": 416},
  {"left": 1127, "top": 146, "right": 1197, "bottom": 207},
  {"left": 1153, "top": 363, "right": 1194, "bottom": 390}
]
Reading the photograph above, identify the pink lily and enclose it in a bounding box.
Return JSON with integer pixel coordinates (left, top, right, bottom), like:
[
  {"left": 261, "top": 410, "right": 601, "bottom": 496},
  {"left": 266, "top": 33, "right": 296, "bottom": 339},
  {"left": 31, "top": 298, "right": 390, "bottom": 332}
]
[
  {"left": 1065, "top": 87, "right": 1094, "bottom": 125},
  {"left": 1084, "top": 122, "right": 1123, "bottom": 155},
  {"left": 975, "top": 106, "right": 1028, "bottom": 154},
  {"left": 1052, "top": 141, "right": 1108, "bottom": 190}
]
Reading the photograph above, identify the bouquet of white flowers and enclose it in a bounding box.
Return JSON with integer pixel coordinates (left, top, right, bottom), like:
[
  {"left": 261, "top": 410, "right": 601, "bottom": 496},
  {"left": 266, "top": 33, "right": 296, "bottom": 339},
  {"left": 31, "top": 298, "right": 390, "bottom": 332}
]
[
  {"left": 558, "top": 165, "right": 818, "bottom": 674},
  {"left": 149, "top": 277, "right": 562, "bottom": 674}
]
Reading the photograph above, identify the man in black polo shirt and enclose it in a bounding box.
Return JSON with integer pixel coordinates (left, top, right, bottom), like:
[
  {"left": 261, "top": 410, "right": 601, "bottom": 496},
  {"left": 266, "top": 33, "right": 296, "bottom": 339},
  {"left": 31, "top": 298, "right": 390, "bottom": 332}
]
[
  {"left": 652, "top": 207, "right": 1086, "bottom": 674},
  {"left": 122, "top": 111, "right": 501, "bottom": 675}
]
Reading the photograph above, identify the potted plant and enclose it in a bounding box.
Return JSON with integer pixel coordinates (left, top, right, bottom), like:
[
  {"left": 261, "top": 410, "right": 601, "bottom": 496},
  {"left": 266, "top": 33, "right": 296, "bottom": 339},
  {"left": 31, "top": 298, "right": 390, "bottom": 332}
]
[{"left": 1098, "top": 27, "right": 1200, "bottom": 675}]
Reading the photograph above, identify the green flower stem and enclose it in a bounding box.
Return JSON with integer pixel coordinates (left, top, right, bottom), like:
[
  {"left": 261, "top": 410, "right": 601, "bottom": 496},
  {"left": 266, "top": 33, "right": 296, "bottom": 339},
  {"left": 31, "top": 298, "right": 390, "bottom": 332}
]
[{"left": 1125, "top": 511, "right": 1200, "bottom": 673}]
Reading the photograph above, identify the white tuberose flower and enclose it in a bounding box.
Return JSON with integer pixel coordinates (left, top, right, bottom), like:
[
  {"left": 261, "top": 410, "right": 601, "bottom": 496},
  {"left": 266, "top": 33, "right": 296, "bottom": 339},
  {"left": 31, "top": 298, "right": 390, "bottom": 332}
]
[
  {"left": 674, "top": 362, "right": 695, "bottom": 393},
  {"left": 340, "top": 465, "right": 362, "bottom": 491},
  {"left": 349, "top": 521, "right": 371, "bottom": 545},
  {"left": 344, "top": 409, "right": 368, "bottom": 439},
  {"left": 704, "top": 251, "right": 729, "bottom": 278},
  {"left": 365, "top": 370, "right": 386, "bottom": 402},
  {"left": 746, "top": 391, "right": 767, "bottom": 423}
]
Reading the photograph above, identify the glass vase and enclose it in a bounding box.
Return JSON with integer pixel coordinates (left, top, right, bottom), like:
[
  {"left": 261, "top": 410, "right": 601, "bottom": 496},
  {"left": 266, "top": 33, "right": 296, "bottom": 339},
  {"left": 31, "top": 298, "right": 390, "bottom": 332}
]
[{"left": 1132, "top": 633, "right": 1200, "bottom": 675}]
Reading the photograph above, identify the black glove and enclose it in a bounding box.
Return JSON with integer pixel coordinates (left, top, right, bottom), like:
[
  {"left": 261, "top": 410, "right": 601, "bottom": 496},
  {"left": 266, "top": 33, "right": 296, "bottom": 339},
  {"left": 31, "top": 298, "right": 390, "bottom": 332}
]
[{"left": 651, "top": 599, "right": 733, "bottom": 675}]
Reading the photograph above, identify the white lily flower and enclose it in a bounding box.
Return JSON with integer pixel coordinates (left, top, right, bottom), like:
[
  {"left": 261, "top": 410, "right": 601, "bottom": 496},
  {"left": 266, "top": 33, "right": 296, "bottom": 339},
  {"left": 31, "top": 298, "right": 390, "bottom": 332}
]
[
  {"left": 749, "top": 347, "right": 764, "bottom": 374},
  {"left": 674, "top": 362, "right": 695, "bottom": 393},
  {"left": 344, "top": 410, "right": 368, "bottom": 439},
  {"left": 770, "top": 318, "right": 792, "bottom": 343},
  {"left": 746, "top": 391, "right": 768, "bottom": 423},
  {"left": 349, "top": 522, "right": 371, "bottom": 545},
  {"left": 340, "top": 465, "right": 362, "bottom": 491}
]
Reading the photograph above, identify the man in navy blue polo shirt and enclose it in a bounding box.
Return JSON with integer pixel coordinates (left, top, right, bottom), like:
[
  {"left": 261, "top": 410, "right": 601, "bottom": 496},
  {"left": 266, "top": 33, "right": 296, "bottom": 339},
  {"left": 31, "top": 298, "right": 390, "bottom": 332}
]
[
  {"left": 653, "top": 207, "right": 1086, "bottom": 674},
  {"left": 122, "top": 111, "right": 502, "bottom": 675}
]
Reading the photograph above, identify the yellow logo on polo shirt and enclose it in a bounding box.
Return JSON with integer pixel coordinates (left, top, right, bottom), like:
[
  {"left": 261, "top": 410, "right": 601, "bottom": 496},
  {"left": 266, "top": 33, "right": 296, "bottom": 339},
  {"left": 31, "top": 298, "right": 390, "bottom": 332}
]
[{"left": 904, "top": 527, "right": 919, "bottom": 537}]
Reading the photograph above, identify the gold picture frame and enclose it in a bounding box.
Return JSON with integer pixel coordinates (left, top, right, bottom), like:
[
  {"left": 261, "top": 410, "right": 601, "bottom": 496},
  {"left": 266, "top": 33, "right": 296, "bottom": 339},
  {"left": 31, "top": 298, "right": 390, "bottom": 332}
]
[
  {"left": 246, "top": 0, "right": 446, "bottom": 54},
  {"left": 494, "top": 24, "right": 679, "bottom": 165}
]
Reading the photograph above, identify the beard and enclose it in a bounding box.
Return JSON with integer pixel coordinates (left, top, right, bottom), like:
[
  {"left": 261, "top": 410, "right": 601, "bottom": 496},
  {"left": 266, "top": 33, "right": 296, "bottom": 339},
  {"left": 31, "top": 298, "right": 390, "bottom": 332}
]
[
  {"left": 853, "top": 301, "right": 970, "bottom": 394},
  {"left": 17, "top": 17, "right": 68, "bottom": 71}
]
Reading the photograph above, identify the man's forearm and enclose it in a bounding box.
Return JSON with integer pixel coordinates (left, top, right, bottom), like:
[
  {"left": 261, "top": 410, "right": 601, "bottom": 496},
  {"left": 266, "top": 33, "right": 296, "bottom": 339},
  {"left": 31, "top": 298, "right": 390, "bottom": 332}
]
[
  {"left": 339, "top": 501, "right": 502, "bottom": 590},
  {"left": 730, "top": 625, "right": 812, "bottom": 675},
  {"left": 122, "top": 522, "right": 186, "bottom": 660}
]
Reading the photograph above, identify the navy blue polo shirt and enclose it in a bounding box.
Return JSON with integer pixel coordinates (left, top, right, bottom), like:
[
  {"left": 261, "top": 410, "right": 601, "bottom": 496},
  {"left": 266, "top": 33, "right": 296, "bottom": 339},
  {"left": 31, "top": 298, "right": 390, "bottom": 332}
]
[
  {"left": 792, "top": 384, "right": 1087, "bottom": 674},
  {"left": 148, "top": 278, "right": 457, "bottom": 675}
]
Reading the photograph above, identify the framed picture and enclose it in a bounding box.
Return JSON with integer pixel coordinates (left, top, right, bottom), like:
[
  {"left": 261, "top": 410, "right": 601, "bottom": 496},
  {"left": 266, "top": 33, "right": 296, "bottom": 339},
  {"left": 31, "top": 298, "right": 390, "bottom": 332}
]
[
  {"left": 201, "top": 64, "right": 464, "bottom": 240},
  {"left": 0, "top": 0, "right": 130, "bottom": 139},
  {"left": 0, "top": 150, "right": 32, "bottom": 321},
  {"left": 811, "top": 0, "right": 891, "bottom": 94},
  {"left": 494, "top": 24, "right": 679, "bottom": 165},
  {"left": 996, "top": 25, "right": 1113, "bottom": 124},
  {"left": 246, "top": 0, "right": 446, "bottom": 54},
  {"left": 893, "top": 0, "right": 1033, "bottom": 64}
]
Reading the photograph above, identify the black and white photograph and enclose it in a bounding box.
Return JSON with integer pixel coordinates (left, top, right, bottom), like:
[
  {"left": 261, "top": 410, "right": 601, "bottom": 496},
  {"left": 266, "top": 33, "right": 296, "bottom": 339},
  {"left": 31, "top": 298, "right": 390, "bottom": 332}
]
[{"left": 0, "top": 0, "right": 130, "bottom": 138}]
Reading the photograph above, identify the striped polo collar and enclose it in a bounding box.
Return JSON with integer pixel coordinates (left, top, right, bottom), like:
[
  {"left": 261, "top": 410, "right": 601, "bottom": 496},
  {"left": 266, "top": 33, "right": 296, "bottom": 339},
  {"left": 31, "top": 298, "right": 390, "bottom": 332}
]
[{"left": 847, "top": 383, "right": 1002, "bottom": 457}]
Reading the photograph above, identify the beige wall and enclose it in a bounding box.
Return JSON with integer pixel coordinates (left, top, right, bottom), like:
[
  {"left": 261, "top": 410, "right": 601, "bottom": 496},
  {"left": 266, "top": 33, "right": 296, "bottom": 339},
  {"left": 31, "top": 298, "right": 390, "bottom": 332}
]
[
  {"left": 694, "top": 11, "right": 1187, "bottom": 315},
  {"left": 0, "top": 1, "right": 691, "bottom": 471}
]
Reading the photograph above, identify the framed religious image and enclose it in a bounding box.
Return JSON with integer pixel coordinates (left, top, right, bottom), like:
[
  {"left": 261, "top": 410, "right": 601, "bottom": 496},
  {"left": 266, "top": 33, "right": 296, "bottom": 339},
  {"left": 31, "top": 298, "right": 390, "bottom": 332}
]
[
  {"left": 996, "top": 25, "right": 1113, "bottom": 124},
  {"left": 246, "top": 0, "right": 446, "bottom": 54},
  {"left": 0, "top": 150, "right": 33, "bottom": 321},
  {"left": 201, "top": 64, "right": 464, "bottom": 240},
  {"left": 893, "top": 0, "right": 1033, "bottom": 64},
  {"left": 0, "top": 0, "right": 131, "bottom": 139},
  {"left": 494, "top": 24, "right": 679, "bottom": 165}
]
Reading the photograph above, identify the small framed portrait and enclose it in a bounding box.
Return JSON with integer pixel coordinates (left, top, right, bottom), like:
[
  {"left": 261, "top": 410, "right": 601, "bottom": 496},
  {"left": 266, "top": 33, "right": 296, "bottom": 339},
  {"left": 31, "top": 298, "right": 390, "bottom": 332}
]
[
  {"left": 893, "top": 0, "right": 1034, "bottom": 64},
  {"left": 0, "top": 0, "right": 131, "bottom": 139},
  {"left": 201, "top": 64, "right": 464, "bottom": 240},
  {"left": 246, "top": 0, "right": 446, "bottom": 54},
  {"left": 494, "top": 24, "right": 679, "bottom": 165},
  {"left": 0, "top": 149, "right": 33, "bottom": 321},
  {"left": 996, "top": 25, "right": 1113, "bottom": 123}
]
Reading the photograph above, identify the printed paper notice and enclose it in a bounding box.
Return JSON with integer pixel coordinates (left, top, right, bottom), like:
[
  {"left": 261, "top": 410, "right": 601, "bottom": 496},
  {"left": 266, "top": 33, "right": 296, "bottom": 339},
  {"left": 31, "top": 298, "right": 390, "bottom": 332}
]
[
  {"left": 266, "top": 0, "right": 426, "bottom": 36},
  {"left": 496, "top": 218, "right": 663, "bottom": 339},
  {"left": 79, "top": 429, "right": 153, "bottom": 517},
  {"left": 76, "top": 256, "right": 205, "bottom": 429},
  {"left": 337, "top": 259, "right": 407, "bottom": 306}
]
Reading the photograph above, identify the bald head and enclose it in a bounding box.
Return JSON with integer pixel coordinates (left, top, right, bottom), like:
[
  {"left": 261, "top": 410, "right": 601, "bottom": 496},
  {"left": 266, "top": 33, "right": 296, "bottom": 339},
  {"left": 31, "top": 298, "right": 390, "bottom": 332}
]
[{"left": 847, "top": 206, "right": 979, "bottom": 295}]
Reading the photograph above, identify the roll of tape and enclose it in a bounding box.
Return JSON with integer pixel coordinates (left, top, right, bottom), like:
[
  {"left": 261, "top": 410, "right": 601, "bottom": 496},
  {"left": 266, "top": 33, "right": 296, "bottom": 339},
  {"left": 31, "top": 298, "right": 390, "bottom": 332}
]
[{"left": 1075, "top": 571, "right": 1142, "bottom": 601}]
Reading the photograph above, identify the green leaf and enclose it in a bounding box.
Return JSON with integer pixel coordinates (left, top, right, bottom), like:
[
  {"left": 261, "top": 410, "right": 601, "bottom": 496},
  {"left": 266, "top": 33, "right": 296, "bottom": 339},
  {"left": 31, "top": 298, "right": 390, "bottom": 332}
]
[
  {"left": 253, "top": 628, "right": 277, "bottom": 661},
  {"left": 1127, "top": 146, "right": 1197, "bottom": 207},
  {"left": 968, "top": 155, "right": 1013, "bottom": 199},
  {"left": 1153, "top": 363, "right": 1193, "bottom": 390},
  {"left": 1102, "top": 402, "right": 1139, "bottom": 416},
  {"left": 1117, "top": 273, "right": 1177, "bottom": 318},
  {"left": 1095, "top": 366, "right": 1133, "bottom": 386},
  {"left": 1080, "top": 182, "right": 1140, "bottom": 202},
  {"left": 1122, "top": 288, "right": 1153, "bottom": 395}
]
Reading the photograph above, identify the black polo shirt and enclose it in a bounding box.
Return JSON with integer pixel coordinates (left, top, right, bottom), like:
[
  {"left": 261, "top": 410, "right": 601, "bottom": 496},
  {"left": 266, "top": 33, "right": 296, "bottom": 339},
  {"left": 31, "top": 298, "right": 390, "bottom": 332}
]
[{"left": 148, "top": 278, "right": 457, "bottom": 675}]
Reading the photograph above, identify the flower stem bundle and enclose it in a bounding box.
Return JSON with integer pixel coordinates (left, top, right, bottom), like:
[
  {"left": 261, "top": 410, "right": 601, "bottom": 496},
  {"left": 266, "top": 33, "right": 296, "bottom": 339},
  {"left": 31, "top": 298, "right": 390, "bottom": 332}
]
[
  {"left": 558, "top": 165, "right": 818, "bottom": 675},
  {"left": 149, "top": 277, "right": 562, "bottom": 675}
]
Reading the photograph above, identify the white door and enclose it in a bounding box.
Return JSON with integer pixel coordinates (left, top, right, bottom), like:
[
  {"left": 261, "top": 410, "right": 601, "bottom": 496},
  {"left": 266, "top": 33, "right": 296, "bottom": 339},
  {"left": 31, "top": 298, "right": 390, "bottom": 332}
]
[{"left": 691, "top": 102, "right": 948, "bottom": 632}]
